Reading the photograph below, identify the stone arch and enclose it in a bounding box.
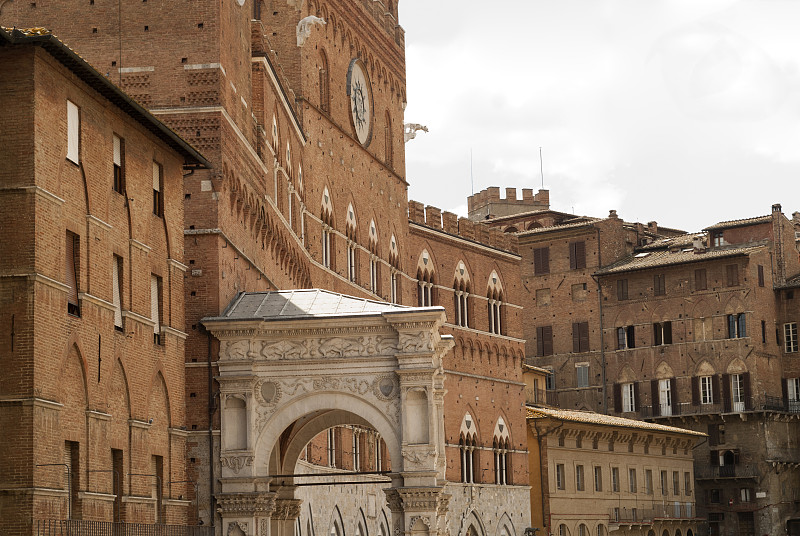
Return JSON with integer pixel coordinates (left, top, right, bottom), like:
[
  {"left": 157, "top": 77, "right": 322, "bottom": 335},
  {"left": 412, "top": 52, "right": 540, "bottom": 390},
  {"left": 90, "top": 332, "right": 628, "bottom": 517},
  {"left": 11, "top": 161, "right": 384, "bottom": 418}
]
[
  {"left": 462, "top": 510, "right": 485, "bottom": 536},
  {"left": 329, "top": 506, "right": 345, "bottom": 536},
  {"left": 618, "top": 365, "right": 637, "bottom": 383},
  {"left": 655, "top": 361, "right": 674, "bottom": 379},
  {"left": 726, "top": 357, "right": 747, "bottom": 374},
  {"left": 108, "top": 358, "right": 132, "bottom": 448},
  {"left": 59, "top": 343, "right": 89, "bottom": 451},
  {"left": 723, "top": 295, "right": 745, "bottom": 315},
  {"left": 146, "top": 371, "right": 172, "bottom": 442},
  {"left": 255, "top": 392, "right": 402, "bottom": 479},
  {"left": 495, "top": 513, "right": 516, "bottom": 536},
  {"left": 354, "top": 508, "right": 368, "bottom": 536},
  {"left": 696, "top": 360, "right": 716, "bottom": 376}
]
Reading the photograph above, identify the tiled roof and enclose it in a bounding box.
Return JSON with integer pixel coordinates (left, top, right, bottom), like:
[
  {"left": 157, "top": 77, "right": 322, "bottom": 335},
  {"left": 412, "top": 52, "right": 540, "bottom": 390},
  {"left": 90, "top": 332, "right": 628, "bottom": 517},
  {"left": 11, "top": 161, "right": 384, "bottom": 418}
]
[
  {"left": 778, "top": 274, "right": 800, "bottom": 290},
  {"left": 638, "top": 233, "right": 705, "bottom": 251},
  {"left": 517, "top": 218, "right": 603, "bottom": 237},
  {"left": 206, "top": 289, "right": 428, "bottom": 322},
  {"left": 483, "top": 209, "right": 574, "bottom": 224},
  {"left": 595, "top": 242, "right": 766, "bottom": 275},
  {"left": 0, "top": 27, "right": 209, "bottom": 167},
  {"left": 526, "top": 406, "right": 706, "bottom": 436},
  {"left": 523, "top": 363, "right": 551, "bottom": 374},
  {"left": 704, "top": 215, "right": 771, "bottom": 231}
]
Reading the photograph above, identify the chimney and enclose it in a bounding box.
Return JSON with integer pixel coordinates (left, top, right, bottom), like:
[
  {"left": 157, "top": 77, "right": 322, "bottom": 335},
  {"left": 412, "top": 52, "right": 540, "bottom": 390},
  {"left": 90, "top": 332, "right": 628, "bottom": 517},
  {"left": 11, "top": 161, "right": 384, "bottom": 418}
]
[
  {"left": 608, "top": 210, "right": 619, "bottom": 220},
  {"left": 773, "top": 203, "right": 782, "bottom": 214},
  {"left": 693, "top": 236, "right": 706, "bottom": 254},
  {"left": 648, "top": 221, "right": 658, "bottom": 234}
]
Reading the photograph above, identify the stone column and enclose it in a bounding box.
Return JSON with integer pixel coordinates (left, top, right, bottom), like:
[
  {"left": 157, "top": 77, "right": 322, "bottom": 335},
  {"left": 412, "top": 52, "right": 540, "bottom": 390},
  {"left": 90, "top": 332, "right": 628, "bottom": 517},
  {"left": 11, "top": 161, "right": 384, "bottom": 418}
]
[
  {"left": 217, "top": 491, "right": 275, "bottom": 536},
  {"left": 271, "top": 497, "right": 303, "bottom": 536},
  {"left": 384, "top": 487, "right": 450, "bottom": 536}
]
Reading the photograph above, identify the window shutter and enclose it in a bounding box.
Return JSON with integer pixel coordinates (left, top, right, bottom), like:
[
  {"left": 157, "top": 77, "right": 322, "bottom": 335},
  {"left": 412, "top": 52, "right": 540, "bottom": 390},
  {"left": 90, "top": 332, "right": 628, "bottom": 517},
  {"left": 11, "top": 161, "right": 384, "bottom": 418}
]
[
  {"left": 651, "top": 380, "right": 660, "bottom": 417},
  {"left": 709, "top": 449, "right": 718, "bottom": 464},
  {"left": 670, "top": 377, "right": 678, "bottom": 410},
  {"left": 691, "top": 377, "right": 700, "bottom": 406},
  {"left": 113, "top": 135, "right": 122, "bottom": 166},
  {"left": 653, "top": 323, "right": 662, "bottom": 346},
  {"left": 742, "top": 372, "right": 752, "bottom": 410},
  {"left": 712, "top": 375, "right": 721, "bottom": 404},
  {"left": 150, "top": 275, "right": 160, "bottom": 335},
  {"left": 579, "top": 322, "right": 589, "bottom": 352},
  {"left": 66, "top": 233, "right": 79, "bottom": 306},
  {"left": 576, "top": 241, "right": 586, "bottom": 269},
  {"left": 536, "top": 327, "right": 544, "bottom": 357},
  {"left": 613, "top": 383, "right": 622, "bottom": 413},
  {"left": 542, "top": 248, "right": 549, "bottom": 274},
  {"left": 112, "top": 257, "right": 122, "bottom": 328},
  {"left": 569, "top": 243, "right": 576, "bottom": 270},
  {"left": 67, "top": 101, "right": 80, "bottom": 163},
  {"left": 633, "top": 382, "right": 640, "bottom": 412},
  {"left": 533, "top": 248, "right": 541, "bottom": 274},
  {"left": 738, "top": 314, "right": 747, "bottom": 338},
  {"left": 758, "top": 265, "right": 765, "bottom": 287},
  {"left": 153, "top": 162, "right": 161, "bottom": 192},
  {"left": 664, "top": 321, "right": 673, "bottom": 344},
  {"left": 722, "top": 374, "right": 731, "bottom": 412},
  {"left": 572, "top": 323, "right": 580, "bottom": 353},
  {"left": 543, "top": 326, "right": 553, "bottom": 356},
  {"left": 627, "top": 325, "right": 636, "bottom": 349},
  {"left": 782, "top": 379, "right": 789, "bottom": 408}
]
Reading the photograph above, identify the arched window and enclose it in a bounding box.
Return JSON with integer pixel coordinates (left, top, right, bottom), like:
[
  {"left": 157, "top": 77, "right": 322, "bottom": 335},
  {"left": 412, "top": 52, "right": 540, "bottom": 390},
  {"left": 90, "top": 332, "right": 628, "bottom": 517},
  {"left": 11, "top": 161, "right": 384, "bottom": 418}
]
[
  {"left": 459, "top": 413, "right": 477, "bottom": 483},
  {"left": 321, "top": 188, "right": 334, "bottom": 269},
  {"left": 558, "top": 524, "right": 569, "bottom": 536},
  {"left": 487, "top": 271, "right": 504, "bottom": 335},
  {"left": 578, "top": 525, "right": 588, "bottom": 536},
  {"left": 319, "top": 49, "right": 330, "bottom": 113},
  {"left": 417, "top": 250, "right": 435, "bottom": 306},
  {"left": 493, "top": 417, "right": 510, "bottom": 485},
  {"left": 346, "top": 204, "right": 358, "bottom": 283},
  {"left": 453, "top": 261, "right": 471, "bottom": 328},
  {"left": 384, "top": 111, "right": 393, "bottom": 168},
  {"left": 368, "top": 220, "right": 380, "bottom": 295},
  {"left": 389, "top": 235, "right": 400, "bottom": 304}
]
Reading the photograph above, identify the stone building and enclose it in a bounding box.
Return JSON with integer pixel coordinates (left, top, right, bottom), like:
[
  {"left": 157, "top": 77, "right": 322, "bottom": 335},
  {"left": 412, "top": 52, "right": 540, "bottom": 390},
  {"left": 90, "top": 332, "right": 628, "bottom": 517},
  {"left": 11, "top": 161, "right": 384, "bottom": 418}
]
[
  {"left": 0, "top": 2, "right": 531, "bottom": 536},
  {"left": 0, "top": 26, "right": 207, "bottom": 535},
  {"left": 480, "top": 195, "right": 800, "bottom": 536}
]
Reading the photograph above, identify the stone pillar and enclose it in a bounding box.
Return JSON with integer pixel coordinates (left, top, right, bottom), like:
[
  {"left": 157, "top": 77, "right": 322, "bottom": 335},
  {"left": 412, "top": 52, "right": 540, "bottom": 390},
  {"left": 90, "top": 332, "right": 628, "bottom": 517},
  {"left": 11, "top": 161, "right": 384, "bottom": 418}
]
[
  {"left": 384, "top": 487, "right": 450, "bottom": 536},
  {"left": 272, "top": 497, "right": 303, "bottom": 536},
  {"left": 217, "top": 491, "right": 275, "bottom": 536}
]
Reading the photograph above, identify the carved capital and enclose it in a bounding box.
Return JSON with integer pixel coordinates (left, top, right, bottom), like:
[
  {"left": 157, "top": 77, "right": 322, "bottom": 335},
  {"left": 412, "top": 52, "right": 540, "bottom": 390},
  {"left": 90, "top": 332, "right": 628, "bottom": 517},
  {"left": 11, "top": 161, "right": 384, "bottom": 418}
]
[
  {"left": 217, "top": 492, "right": 276, "bottom": 517},
  {"left": 274, "top": 498, "right": 303, "bottom": 520}
]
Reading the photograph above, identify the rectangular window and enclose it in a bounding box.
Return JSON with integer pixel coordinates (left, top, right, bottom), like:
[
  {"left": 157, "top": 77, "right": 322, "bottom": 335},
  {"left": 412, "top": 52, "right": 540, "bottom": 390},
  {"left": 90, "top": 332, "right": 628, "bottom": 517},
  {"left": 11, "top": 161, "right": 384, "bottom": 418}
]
[
  {"left": 653, "top": 321, "right": 673, "bottom": 346},
  {"left": 622, "top": 383, "right": 636, "bottom": 412},
  {"left": 788, "top": 378, "right": 800, "bottom": 402},
  {"left": 533, "top": 247, "right": 550, "bottom": 275},
  {"left": 785, "top": 323, "right": 798, "bottom": 353},
  {"left": 576, "top": 464, "right": 585, "bottom": 491},
  {"left": 660, "top": 470, "right": 668, "bottom": 495},
  {"left": 726, "top": 264, "right": 739, "bottom": 287},
  {"left": 673, "top": 471, "right": 680, "bottom": 495},
  {"left": 545, "top": 368, "right": 555, "bottom": 390},
  {"left": 728, "top": 313, "right": 746, "bottom": 338},
  {"left": 758, "top": 265, "right": 765, "bottom": 287},
  {"left": 327, "top": 428, "right": 336, "bottom": 467},
  {"left": 390, "top": 271, "right": 398, "bottom": 303},
  {"left": 740, "top": 488, "right": 751, "bottom": 502},
  {"left": 684, "top": 472, "right": 692, "bottom": 495},
  {"left": 112, "top": 255, "right": 123, "bottom": 331},
  {"left": 701, "top": 376, "right": 714, "bottom": 405},
  {"left": 654, "top": 274, "right": 666, "bottom": 296},
  {"left": 352, "top": 432, "right": 361, "bottom": 471},
  {"left": 66, "top": 231, "right": 81, "bottom": 317},
  {"left": 594, "top": 466, "right": 602, "bottom": 492},
  {"left": 576, "top": 363, "right": 589, "bottom": 388},
  {"left": 150, "top": 274, "right": 162, "bottom": 345},
  {"left": 67, "top": 100, "right": 80, "bottom": 164},
  {"left": 712, "top": 231, "right": 724, "bottom": 247},
  {"left": 645, "top": 469, "right": 653, "bottom": 495},
  {"left": 322, "top": 227, "right": 331, "bottom": 268},
  {"left": 572, "top": 321, "right": 589, "bottom": 353},
  {"left": 369, "top": 257, "right": 378, "bottom": 294},
  {"left": 569, "top": 240, "right": 586, "bottom": 270},
  {"left": 617, "top": 279, "right": 628, "bottom": 300},
  {"left": 617, "top": 325, "right": 636, "bottom": 350},
  {"left": 710, "top": 488, "right": 721, "bottom": 503},
  {"left": 536, "top": 326, "right": 553, "bottom": 357},
  {"left": 629, "top": 468, "right": 637, "bottom": 493},
  {"left": 695, "top": 268, "right": 707, "bottom": 290},
  {"left": 152, "top": 162, "right": 163, "bottom": 216},
  {"left": 556, "top": 463, "right": 565, "bottom": 490},
  {"left": 611, "top": 467, "right": 620, "bottom": 492},
  {"left": 347, "top": 243, "right": 357, "bottom": 282},
  {"left": 113, "top": 135, "right": 125, "bottom": 193},
  {"left": 731, "top": 373, "right": 745, "bottom": 412}
]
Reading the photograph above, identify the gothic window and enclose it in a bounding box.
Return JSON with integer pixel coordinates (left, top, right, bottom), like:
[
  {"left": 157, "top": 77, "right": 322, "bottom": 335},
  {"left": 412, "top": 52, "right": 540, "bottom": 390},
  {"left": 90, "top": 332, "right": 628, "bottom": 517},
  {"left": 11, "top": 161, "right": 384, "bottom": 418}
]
[
  {"left": 487, "top": 271, "right": 504, "bottom": 335},
  {"left": 321, "top": 188, "right": 334, "bottom": 269},
  {"left": 453, "top": 261, "right": 470, "bottom": 328},
  {"left": 346, "top": 204, "right": 358, "bottom": 284},
  {"left": 493, "top": 417, "right": 511, "bottom": 485},
  {"left": 459, "top": 413, "right": 477, "bottom": 483},
  {"left": 417, "top": 250, "right": 435, "bottom": 306}
]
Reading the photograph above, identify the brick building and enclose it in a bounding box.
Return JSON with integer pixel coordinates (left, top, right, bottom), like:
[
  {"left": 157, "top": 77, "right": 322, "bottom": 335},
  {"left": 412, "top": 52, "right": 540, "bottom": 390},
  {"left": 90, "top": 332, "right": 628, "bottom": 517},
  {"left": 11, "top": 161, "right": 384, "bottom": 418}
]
[
  {"left": 0, "top": 2, "right": 531, "bottom": 535},
  {"left": 480, "top": 193, "right": 800, "bottom": 536},
  {"left": 0, "top": 26, "right": 207, "bottom": 535}
]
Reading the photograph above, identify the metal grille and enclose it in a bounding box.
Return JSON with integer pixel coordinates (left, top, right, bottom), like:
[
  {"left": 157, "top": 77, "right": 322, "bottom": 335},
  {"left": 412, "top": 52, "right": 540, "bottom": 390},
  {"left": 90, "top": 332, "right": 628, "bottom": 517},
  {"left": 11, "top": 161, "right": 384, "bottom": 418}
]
[{"left": 36, "top": 520, "right": 213, "bottom": 536}]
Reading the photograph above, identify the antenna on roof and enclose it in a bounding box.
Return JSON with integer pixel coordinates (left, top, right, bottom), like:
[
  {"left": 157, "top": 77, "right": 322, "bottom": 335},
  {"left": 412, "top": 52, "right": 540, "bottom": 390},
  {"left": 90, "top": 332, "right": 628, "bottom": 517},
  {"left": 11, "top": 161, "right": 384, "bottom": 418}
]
[{"left": 539, "top": 147, "right": 544, "bottom": 189}]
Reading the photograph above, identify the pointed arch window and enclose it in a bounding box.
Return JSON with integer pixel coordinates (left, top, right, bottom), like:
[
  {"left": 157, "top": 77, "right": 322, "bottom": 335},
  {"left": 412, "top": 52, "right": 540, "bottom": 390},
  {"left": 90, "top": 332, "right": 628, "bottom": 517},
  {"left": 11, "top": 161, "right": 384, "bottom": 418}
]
[
  {"left": 487, "top": 271, "right": 504, "bottom": 335},
  {"left": 493, "top": 417, "right": 511, "bottom": 485},
  {"left": 417, "top": 250, "right": 435, "bottom": 306},
  {"left": 459, "top": 413, "right": 478, "bottom": 483},
  {"left": 389, "top": 235, "right": 400, "bottom": 304},
  {"left": 453, "top": 261, "right": 471, "bottom": 328},
  {"left": 321, "top": 188, "right": 334, "bottom": 270},
  {"left": 319, "top": 50, "right": 330, "bottom": 113},
  {"left": 346, "top": 204, "right": 358, "bottom": 283}
]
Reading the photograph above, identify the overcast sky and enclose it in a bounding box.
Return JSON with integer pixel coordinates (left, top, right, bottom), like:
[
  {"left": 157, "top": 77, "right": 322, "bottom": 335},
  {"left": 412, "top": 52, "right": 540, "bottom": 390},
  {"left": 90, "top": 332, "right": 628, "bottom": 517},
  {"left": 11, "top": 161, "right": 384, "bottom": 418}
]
[{"left": 400, "top": 0, "right": 800, "bottom": 233}]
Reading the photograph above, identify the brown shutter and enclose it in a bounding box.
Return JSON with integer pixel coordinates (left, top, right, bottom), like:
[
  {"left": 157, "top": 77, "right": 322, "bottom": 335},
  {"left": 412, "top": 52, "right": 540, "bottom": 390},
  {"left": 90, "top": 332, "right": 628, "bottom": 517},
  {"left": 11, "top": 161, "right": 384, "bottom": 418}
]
[
  {"left": 580, "top": 322, "right": 589, "bottom": 352},
  {"left": 664, "top": 322, "right": 673, "bottom": 344},
  {"left": 569, "top": 242, "right": 577, "bottom": 270},
  {"left": 576, "top": 241, "right": 586, "bottom": 269},
  {"left": 613, "top": 383, "right": 622, "bottom": 413},
  {"left": 633, "top": 382, "right": 641, "bottom": 412},
  {"left": 66, "top": 233, "right": 78, "bottom": 306},
  {"left": 670, "top": 377, "right": 679, "bottom": 410},
  {"left": 542, "top": 247, "right": 550, "bottom": 274},
  {"left": 712, "top": 375, "right": 721, "bottom": 404},
  {"left": 572, "top": 322, "right": 579, "bottom": 353},
  {"left": 743, "top": 372, "right": 752, "bottom": 410},
  {"left": 536, "top": 327, "right": 544, "bottom": 357},
  {"left": 651, "top": 380, "right": 660, "bottom": 417},
  {"left": 691, "top": 377, "right": 700, "bottom": 406},
  {"left": 758, "top": 265, "right": 765, "bottom": 287},
  {"left": 722, "top": 374, "right": 731, "bottom": 412},
  {"left": 709, "top": 449, "right": 718, "bottom": 464},
  {"left": 543, "top": 326, "right": 553, "bottom": 356},
  {"left": 653, "top": 323, "right": 662, "bottom": 346},
  {"left": 533, "top": 248, "right": 542, "bottom": 274},
  {"left": 782, "top": 379, "right": 789, "bottom": 409}
]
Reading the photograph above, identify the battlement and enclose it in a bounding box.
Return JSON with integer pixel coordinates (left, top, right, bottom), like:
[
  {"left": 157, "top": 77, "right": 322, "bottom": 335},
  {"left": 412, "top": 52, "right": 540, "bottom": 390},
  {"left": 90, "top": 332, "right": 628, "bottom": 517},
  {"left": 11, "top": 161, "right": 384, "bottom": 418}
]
[
  {"left": 360, "top": 0, "right": 405, "bottom": 47},
  {"left": 467, "top": 187, "right": 549, "bottom": 221},
  {"left": 409, "top": 201, "right": 519, "bottom": 255}
]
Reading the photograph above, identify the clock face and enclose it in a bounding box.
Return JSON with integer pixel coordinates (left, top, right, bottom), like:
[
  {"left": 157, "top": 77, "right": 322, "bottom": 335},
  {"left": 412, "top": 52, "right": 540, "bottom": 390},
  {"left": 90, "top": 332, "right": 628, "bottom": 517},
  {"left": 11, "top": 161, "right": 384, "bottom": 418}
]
[{"left": 347, "top": 59, "right": 372, "bottom": 146}]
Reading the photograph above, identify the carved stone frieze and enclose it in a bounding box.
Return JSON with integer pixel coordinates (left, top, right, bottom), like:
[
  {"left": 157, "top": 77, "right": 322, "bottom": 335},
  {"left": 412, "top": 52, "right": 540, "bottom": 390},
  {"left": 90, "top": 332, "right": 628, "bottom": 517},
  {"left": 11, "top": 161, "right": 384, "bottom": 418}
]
[
  {"left": 274, "top": 498, "right": 303, "bottom": 520},
  {"left": 220, "top": 455, "right": 254, "bottom": 474},
  {"left": 398, "top": 331, "right": 434, "bottom": 353},
  {"left": 401, "top": 448, "right": 437, "bottom": 467},
  {"left": 258, "top": 335, "right": 396, "bottom": 360},
  {"left": 217, "top": 492, "right": 276, "bottom": 517}
]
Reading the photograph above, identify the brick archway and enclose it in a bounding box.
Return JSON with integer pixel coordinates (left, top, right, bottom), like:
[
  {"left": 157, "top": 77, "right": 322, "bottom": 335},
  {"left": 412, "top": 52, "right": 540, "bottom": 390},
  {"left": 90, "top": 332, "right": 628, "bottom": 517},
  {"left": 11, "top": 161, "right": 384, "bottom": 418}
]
[{"left": 203, "top": 290, "right": 455, "bottom": 536}]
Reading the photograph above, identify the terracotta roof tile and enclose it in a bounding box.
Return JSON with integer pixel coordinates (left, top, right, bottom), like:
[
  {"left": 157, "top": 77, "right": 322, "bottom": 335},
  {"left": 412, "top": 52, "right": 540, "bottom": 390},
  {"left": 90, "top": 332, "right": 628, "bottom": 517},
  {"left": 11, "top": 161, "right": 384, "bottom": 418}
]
[
  {"left": 595, "top": 242, "right": 766, "bottom": 275},
  {"left": 517, "top": 218, "right": 603, "bottom": 236},
  {"left": 526, "top": 406, "right": 706, "bottom": 436},
  {"left": 704, "top": 215, "right": 771, "bottom": 231}
]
